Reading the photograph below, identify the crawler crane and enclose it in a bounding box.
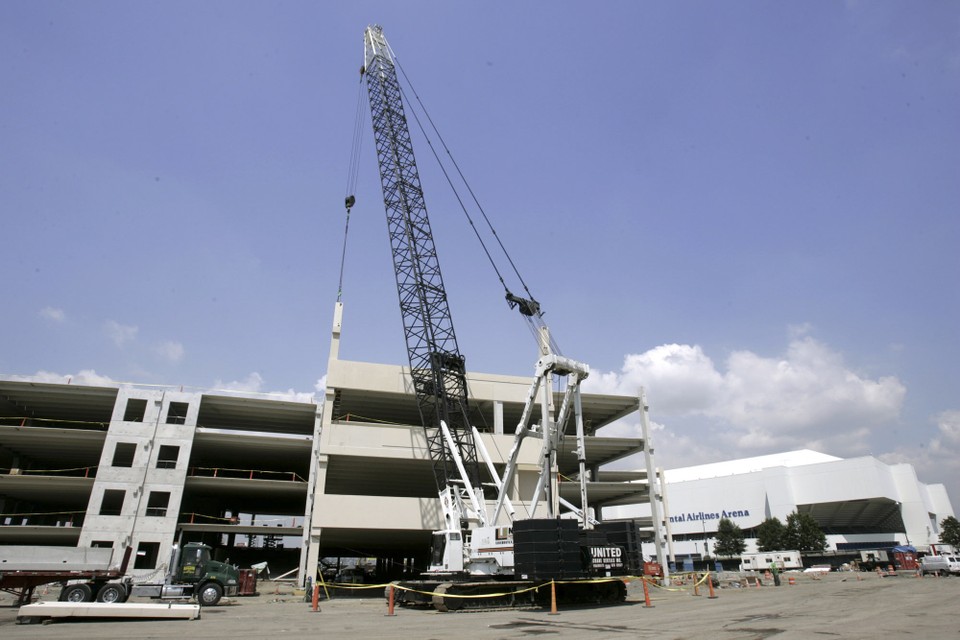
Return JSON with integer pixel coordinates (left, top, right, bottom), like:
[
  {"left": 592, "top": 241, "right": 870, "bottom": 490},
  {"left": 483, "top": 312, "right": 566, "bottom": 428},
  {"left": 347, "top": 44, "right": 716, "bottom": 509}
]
[{"left": 359, "top": 25, "right": 631, "bottom": 610}]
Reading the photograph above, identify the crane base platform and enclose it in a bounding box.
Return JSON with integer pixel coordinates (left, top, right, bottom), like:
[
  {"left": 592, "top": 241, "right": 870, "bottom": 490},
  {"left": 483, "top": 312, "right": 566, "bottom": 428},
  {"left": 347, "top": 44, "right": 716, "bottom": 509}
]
[{"left": 16, "top": 601, "right": 201, "bottom": 624}]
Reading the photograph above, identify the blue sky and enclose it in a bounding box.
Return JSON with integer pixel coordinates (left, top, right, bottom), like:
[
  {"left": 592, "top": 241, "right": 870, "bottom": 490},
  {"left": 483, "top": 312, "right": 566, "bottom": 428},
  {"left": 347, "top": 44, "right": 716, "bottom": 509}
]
[{"left": 3, "top": 2, "right": 959, "bottom": 506}]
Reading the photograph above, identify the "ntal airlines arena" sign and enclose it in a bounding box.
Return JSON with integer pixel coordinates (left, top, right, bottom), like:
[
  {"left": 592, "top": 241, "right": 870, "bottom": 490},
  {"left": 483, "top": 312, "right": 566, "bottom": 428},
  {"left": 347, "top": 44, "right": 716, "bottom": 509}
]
[{"left": 669, "top": 509, "right": 751, "bottom": 524}]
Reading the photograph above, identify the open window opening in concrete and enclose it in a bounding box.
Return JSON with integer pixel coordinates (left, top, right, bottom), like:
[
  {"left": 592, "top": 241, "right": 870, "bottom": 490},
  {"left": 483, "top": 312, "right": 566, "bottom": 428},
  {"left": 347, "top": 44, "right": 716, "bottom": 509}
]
[
  {"left": 166, "top": 402, "right": 189, "bottom": 425},
  {"left": 123, "top": 398, "right": 148, "bottom": 422},
  {"left": 146, "top": 491, "right": 171, "bottom": 517},
  {"left": 134, "top": 541, "right": 161, "bottom": 569},
  {"left": 91, "top": 540, "right": 113, "bottom": 549},
  {"left": 99, "top": 489, "right": 125, "bottom": 516},
  {"left": 157, "top": 444, "right": 180, "bottom": 469},
  {"left": 111, "top": 442, "right": 136, "bottom": 467}
]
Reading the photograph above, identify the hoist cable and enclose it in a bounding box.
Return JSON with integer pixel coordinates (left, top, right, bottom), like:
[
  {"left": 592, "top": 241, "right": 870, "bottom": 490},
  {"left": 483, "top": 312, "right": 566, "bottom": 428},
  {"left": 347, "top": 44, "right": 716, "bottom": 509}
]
[
  {"left": 387, "top": 59, "right": 509, "bottom": 296},
  {"left": 345, "top": 78, "right": 366, "bottom": 199},
  {"left": 338, "top": 78, "right": 367, "bottom": 302},
  {"left": 336, "top": 207, "right": 352, "bottom": 303},
  {"left": 391, "top": 50, "right": 540, "bottom": 313}
]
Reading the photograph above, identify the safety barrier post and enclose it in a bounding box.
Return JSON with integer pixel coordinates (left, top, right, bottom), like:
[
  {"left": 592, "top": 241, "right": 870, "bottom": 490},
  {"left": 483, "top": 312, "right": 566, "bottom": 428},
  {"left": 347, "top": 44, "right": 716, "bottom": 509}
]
[
  {"left": 707, "top": 572, "right": 718, "bottom": 599},
  {"left": 548, "top": 580, "right": 559, "bottom": 615},
  {"left": 385, "top": 585, "right": 396, "bottom": 616},
  {"left": 312, "top": 584, "right": 320, "bottom": 612},
  {"left": 642, "top": 577, "right": 653, "bottom": 608},
  {"left": 693, "top": 574, "right": 701, "bottom": 596}
]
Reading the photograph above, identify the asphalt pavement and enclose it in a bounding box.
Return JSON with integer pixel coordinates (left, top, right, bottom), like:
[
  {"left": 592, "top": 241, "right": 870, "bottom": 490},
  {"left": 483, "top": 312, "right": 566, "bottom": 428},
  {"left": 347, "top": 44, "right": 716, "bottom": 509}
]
[{"left": 1, "top": 571, "right": 957, "bottom": 639}]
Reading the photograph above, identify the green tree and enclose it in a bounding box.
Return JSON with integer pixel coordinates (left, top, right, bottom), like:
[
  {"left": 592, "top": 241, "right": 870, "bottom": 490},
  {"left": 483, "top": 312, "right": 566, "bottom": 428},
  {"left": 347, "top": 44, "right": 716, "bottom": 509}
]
[
  {"left": 940, "top": 516, "right": 960, "bottom": 548},
  {"left": 713, "top": 517, "right": 747, "bottom": 557},
  {"left": 756, "top": 517, "right": 786, "bottom": 551},
  {"left": 784, "top": 511, "right": 827, "bottom": 552}
]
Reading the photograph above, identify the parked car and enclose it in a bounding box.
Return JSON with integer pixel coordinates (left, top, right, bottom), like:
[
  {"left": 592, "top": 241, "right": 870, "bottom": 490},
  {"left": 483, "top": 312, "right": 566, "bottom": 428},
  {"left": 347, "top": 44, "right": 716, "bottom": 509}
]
[
  {"left": 919, "top": 555, "right": 955, "bottom": 576},
  {"left": 334, "top": 567, "right": 370, "bottom": 584},
  {"left": 940, "top": 555, "right": 960, "bottom": 575}
]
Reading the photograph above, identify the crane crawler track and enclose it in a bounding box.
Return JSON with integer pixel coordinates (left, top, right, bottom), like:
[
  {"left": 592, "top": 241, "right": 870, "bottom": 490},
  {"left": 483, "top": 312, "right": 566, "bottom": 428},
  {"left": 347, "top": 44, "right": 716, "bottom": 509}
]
[{"left": 388, "top": 578, "right": 626, "bottom": 612}]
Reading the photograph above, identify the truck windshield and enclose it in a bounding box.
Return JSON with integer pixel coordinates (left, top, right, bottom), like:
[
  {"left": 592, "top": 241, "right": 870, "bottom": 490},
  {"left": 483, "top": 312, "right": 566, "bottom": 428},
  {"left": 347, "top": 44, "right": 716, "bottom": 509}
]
[{"left": 186, "top": 546, "right": 211, "bottom": 564}]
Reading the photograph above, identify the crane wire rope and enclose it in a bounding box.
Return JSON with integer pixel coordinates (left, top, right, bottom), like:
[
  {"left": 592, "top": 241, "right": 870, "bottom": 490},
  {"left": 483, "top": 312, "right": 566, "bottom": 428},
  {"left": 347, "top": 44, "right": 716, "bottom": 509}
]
[
  {"left": 395, "top": 57, "right": 538, "bottom": 308},
  {"left": 337, "top": 77, "right": 368, "bottom": 302},
  {"left": 388, "top": 48, "right": 562, "bottom": 356}
]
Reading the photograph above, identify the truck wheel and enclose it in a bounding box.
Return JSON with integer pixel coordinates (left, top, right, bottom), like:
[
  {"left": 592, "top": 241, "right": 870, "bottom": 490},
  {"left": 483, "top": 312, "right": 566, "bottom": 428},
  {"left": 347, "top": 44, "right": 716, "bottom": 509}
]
[
  {"left": 59, "top": 583, "right": 94, "bottom": 603},
  {"left": 197, "top": 582, "right": 223, "bottom": 606},
  {"left": 96, "top": 583, "right": 128, "bottom": 603}
]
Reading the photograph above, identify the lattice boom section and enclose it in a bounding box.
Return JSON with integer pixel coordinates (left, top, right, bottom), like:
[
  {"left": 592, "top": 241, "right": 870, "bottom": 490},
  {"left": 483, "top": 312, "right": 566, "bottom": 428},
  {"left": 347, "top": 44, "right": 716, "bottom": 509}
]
[{"left": 364, "top": 36, "right": 483, "bottom": 497}]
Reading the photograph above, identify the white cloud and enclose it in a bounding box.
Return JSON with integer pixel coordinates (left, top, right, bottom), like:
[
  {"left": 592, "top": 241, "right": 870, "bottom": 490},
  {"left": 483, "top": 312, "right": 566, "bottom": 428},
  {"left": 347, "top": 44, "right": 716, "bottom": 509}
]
[
  {"left": 154, "top": 341, "right": 185, "bottom": 363},
  {"left": 584, "top": 333, "right": 906, "bottom": 456},
  {"left": 879, "top": 410, "right": 960, "bottom": 508},
  {"left": 787, "top": 322, "right": 813, "bottom": 339},
  {"left": 11, "top": 370, "right": 117, "bottom": 386},
  {"left": 212, "top": 372, "right": 319, "bottom": 403},
  {"left": 933, "top": 410, "right": 960, "bottom": 447},
  {"left": 39, "top": 307, "right": 66, "bottom": 323},
  {"left": 104, "top": 320, "right": 138, "bottom": 347},
  {"left": 214, "top": 372, "right": 265, "bottom": 393},
  {"left": 588, "top": 344, "right": 723, "bottom": 414},
  {"left": 277, "top": 388, "right": 322, "bottom": 403}
]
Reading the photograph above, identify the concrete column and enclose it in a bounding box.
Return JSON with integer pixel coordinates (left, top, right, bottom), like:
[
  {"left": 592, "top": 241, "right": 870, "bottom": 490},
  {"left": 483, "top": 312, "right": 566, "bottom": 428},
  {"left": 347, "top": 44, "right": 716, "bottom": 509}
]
[
  {"left": 640, "top": 388, "right": 670, "bottom": 579},
  {"left": 304, "top": 454, "right": 330, "bottom": 587}
]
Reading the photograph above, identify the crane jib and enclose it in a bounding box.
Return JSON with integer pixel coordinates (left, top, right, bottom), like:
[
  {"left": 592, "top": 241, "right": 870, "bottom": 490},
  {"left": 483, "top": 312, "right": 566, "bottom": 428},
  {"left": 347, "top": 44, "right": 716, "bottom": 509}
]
[{"left": 362, "top": 25, "right": 485, "bottom": 502}]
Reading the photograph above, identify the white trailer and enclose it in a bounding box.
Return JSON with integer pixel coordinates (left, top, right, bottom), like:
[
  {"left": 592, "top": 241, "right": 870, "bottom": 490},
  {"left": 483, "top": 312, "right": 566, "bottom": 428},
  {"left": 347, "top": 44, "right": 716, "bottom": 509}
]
[{"left": 740, "top": 551, "right": 803, "bottom": 571}]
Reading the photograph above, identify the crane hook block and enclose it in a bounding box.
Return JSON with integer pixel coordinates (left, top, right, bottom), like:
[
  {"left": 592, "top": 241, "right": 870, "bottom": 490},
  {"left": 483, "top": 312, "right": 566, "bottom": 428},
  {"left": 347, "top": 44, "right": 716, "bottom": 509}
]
[
  {"left": 505, "top": 292, "right": 541, "bottom": 317},
  {"left": 345, "top": 195, "right": 356, "bottom": 210}
]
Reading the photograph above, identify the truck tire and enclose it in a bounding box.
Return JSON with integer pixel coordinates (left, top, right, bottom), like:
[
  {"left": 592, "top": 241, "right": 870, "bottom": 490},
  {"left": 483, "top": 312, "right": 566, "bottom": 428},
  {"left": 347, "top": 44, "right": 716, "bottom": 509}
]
[
  {"left": 59, "top": 583, "right": 94, "bottom": 603},
  {"left": 96, "top": 583, "right": 129, "bottom": 603},
  {"left": 197, "top": 582, "right": 223, "bottom": 606}
]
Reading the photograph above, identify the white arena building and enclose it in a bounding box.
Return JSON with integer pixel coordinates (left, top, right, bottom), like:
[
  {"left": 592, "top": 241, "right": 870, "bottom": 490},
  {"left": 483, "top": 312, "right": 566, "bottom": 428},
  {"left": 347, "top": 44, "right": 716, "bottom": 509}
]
[{"left": 607, "top": 449, "right": 956, "bottom": 566}]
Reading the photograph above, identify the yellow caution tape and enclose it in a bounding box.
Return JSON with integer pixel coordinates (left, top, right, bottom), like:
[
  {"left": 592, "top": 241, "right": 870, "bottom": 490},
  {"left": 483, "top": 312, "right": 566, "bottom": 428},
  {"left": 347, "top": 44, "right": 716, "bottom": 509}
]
[{"left": 385, "top": 582, "right": 545, "bottom": 599}]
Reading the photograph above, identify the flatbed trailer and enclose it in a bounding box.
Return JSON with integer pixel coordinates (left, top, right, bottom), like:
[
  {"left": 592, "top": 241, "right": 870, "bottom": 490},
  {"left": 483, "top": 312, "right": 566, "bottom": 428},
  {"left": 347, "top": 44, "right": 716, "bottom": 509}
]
[
  {"left": 0, "top": 548, "right": 130, "bottom": 606},
  {"left": 1, "top": 543, "right": 238, "bottom": 607}
]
